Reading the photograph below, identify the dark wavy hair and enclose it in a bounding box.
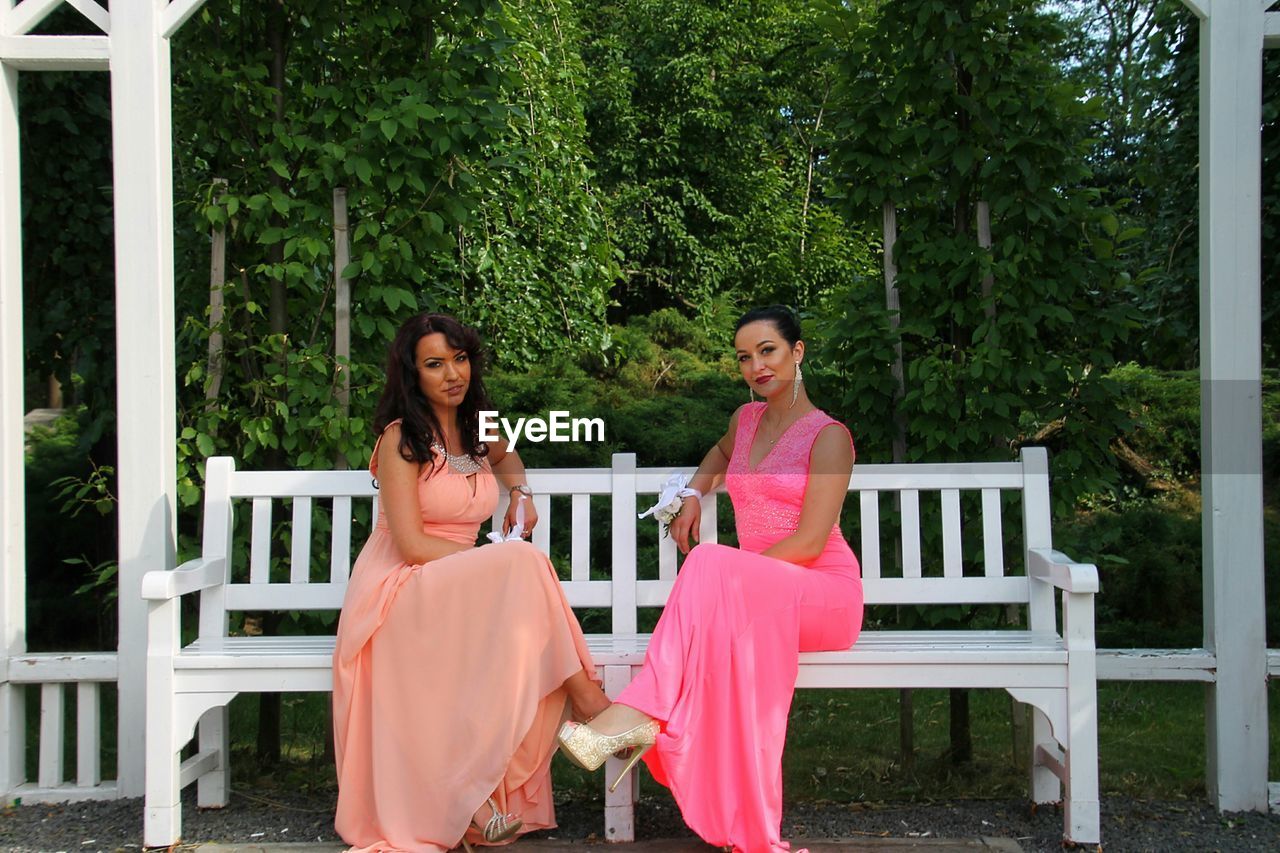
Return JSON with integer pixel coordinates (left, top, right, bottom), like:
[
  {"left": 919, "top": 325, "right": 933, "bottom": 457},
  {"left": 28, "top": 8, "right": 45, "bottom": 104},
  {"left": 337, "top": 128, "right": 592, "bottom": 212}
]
[
  {"left": 372, "top": 312, "right": 493, "bottom": 466},
  {"left": 735, "top": 305, "right": 802, "bottom": 347}
]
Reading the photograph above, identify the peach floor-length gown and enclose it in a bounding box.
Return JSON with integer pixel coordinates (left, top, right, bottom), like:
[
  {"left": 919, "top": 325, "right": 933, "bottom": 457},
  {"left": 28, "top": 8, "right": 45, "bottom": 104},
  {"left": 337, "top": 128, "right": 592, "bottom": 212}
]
[
  {"left": 616, "top": 402, "right": 865, "bottom": 853},
  {"left": 333, "top": 422, "right": 596, "bottom": 852}
]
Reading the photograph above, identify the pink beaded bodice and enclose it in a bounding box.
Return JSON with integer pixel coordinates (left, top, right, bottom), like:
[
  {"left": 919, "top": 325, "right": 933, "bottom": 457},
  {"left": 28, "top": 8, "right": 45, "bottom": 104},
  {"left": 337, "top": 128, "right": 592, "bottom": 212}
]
[{"left": 724, "top": 402, "right": 853, "bottom": 554}]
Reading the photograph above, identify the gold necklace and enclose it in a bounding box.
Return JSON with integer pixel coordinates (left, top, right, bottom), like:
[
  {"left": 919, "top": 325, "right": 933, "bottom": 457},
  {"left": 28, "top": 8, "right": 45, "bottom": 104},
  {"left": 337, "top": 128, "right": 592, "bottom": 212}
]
[{"left": 760, "top": 413, "right": 792, "bottom": 445}]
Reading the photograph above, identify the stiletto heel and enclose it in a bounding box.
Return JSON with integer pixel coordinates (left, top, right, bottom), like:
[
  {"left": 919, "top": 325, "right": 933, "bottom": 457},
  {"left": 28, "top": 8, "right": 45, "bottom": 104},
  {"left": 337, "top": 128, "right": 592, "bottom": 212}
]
[
  {"left": 557, "top": 718, "right": 660, "bottom": 789},
  {"left": 608, "top": 740, "right": 654, "bottom": 792}
]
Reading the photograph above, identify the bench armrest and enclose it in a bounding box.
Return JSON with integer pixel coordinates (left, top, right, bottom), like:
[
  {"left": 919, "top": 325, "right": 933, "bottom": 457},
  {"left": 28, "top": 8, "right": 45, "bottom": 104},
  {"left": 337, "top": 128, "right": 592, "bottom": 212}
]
[
  {"left": 1027, "top": 548, "right": 1099, "bottom": 594},
  {"left": 141, "top": 556, "right": 227, "bottom": 601}
]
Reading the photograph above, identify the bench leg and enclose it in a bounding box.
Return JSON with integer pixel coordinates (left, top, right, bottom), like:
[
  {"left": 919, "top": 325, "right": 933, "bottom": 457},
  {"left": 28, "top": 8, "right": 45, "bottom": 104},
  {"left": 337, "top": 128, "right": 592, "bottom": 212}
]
[
  {"left": 602, "top": 665, "right": 637, "bottom": 842},
  {"left": 196, "top": 705, "right": 230, "bottom": 808},
  {"left": 604, "top": 757, "right": 638, "bottom": 842},
  {"left": 145, "top": 603, "right": 182, "bottom": 848},
  {"left": 1064, "top": 646, "right": 1100, "bottom": 844},
  {"left": 144, "top": 689, "right": 181, "bottom": 847},
  {"left": 1029, "top": 706, "right": 1060, "bottom": 805}
]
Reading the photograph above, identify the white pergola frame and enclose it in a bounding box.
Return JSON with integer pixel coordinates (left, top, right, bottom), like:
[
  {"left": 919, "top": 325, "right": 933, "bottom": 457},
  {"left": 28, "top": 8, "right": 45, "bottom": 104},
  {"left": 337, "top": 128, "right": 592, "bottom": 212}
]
[{"left": 0, "top": 0, "right": 1276, "bottom": 815}]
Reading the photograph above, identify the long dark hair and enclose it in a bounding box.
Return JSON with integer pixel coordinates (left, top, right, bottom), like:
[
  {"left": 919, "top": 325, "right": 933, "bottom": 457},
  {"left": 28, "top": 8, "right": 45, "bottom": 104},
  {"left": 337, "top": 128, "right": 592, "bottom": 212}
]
[
  {"left": 736, "top": 305, "right": 802, "bottom": 346},
  {"left": 372, "top": 312, "right": 493, "bottom": 465}
]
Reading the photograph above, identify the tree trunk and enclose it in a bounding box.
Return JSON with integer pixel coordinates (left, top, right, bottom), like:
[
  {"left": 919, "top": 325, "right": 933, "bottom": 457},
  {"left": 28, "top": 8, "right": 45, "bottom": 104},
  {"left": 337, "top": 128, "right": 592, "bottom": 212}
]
[
  {"left": 207, "top": 177, "right": 227, "bottom": 410},
  {"left": 333, "top": 188, "right": 351, "bottom": 417},
  {"left": 266, "top": 2, "right": 288, "bottom": 337},
  {"left": 257, "top": 6, "right": 290, "bottom": 764},
  {"left": 883, "top": 202, "right": 914, "bottom": 768},
  {"left": 256, "top": 612, "right": 284, "bottom": 765},
  {"left": 882, "top": 203, "right": 907, "bottom": 464}
]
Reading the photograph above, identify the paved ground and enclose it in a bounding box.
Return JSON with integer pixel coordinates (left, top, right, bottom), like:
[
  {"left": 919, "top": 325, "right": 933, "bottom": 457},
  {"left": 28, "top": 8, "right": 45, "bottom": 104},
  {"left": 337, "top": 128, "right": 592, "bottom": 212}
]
[
  {"left": 4, "top": 790, "right": 1280, "bottom": 851},
  {"left": 187, "top": 841, "right": 1021, "bottom": 853}
]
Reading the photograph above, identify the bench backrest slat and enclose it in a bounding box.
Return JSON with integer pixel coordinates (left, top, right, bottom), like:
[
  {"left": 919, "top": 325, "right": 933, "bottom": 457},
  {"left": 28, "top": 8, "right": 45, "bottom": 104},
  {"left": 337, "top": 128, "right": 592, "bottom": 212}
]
[
  {"left": 193, "top": 448, "right": 1054, "bottom": 636},
  {"left": 249, "top": 497, "right": 272, "bottom": 584},
  {"left": 330, "top": 495, "right": 352, "bottom": 583},
  {"left": 863, "top": 575, "right": 1027, "bottom": 604},
  {"left": 290, "top": 497, "right": 312, "bottom": 583},
  {"left": 570, "top": 494, "right": 591, "bottom": 582},
  {"left": 859, "top": 491, "right": 880, "bottom": 579},
  {"left": 658, "top": 526, "right": 677, "bottom": 581},
  {"left": 531, "top": 492, "right": 551, "bottom": 554},
  {"left": 900, "top": 489, "right": 922, "bottom": 578},
  {"left": 699, "top": 497, "right": 719, "bottom": 544},
  {"left": 610, "top": 454, "right": 638, "bottom": 633},
  {"left": 941, "top": 489, "right": 962, "bottom": 578},
  {"left": 981, "top": 488, "right": 1004, "bottom": 578}
]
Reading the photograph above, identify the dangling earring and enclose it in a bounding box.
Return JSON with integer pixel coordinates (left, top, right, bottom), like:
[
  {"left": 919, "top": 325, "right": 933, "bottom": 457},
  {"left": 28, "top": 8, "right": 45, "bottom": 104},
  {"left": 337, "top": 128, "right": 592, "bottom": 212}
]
[
  {"left": 790, "top": 361, "right": 803, "bottom": 408},
  {"left": 750, "top": 386, "right": 757, "bottom": 402}
]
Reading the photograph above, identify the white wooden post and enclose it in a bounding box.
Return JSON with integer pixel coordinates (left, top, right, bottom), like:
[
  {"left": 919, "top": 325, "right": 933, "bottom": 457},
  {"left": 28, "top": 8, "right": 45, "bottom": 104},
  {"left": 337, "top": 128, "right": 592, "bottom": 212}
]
[
  {"left": 109, "top": 0, "right": 182, "bottom": 798},
  {"left": 0, "top": 57, "right": 27, "bottom": 799},
  {"left": 1185, "top": 0, "right": 1269, "bottom": 813}
]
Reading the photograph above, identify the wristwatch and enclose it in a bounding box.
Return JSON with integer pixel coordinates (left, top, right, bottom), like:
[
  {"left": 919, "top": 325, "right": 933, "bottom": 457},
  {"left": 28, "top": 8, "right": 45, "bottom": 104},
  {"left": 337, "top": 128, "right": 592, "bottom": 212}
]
[{"left": 510, "top": 483, "right": 533, "bottom": 498}]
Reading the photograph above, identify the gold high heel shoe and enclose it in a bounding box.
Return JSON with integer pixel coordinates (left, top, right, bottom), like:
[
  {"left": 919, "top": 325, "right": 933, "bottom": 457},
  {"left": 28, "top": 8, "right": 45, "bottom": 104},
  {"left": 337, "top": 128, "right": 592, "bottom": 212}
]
[
  {"left": 557, "top": 718, "right": 660, "bottom": 792},
  {"left": 459, "top": 796, "right": 522, "bottom": 851}
]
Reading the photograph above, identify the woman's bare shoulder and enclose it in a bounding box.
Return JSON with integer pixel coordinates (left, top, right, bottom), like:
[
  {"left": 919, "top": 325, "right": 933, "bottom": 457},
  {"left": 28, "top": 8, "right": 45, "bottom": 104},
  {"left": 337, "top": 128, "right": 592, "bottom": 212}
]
[{"left": 810, "top": 421, "right": 855, "bottom": 468}]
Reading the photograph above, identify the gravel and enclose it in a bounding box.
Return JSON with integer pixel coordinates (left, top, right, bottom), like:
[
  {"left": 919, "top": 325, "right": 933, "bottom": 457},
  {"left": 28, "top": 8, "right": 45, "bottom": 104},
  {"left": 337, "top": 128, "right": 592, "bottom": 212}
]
[{"left": 2, "top": 788, "right": 1279, "bottom": 852}]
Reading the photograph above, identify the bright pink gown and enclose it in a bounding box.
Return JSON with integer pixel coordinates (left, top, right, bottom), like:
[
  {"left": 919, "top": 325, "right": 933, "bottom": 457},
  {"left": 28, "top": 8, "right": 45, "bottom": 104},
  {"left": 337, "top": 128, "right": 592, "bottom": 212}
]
[
  {"left": 332, "top": 423, "right": 597, "bottom": 852},
  {"left": 616, "top": 403, "right": 864, "bottom": 853}
]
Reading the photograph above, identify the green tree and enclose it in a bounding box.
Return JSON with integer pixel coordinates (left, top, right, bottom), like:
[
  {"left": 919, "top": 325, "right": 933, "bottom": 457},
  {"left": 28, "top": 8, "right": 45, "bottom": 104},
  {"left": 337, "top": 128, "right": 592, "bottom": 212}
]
[
  {"left": 167, "top": 0, "right": 619, "bottom": 763},
  {"left": 579, "top": 0, "right": 874, "bottom": 320},
  {"left": 819, "top": 0, "right": 1134, "bottom": 764}
]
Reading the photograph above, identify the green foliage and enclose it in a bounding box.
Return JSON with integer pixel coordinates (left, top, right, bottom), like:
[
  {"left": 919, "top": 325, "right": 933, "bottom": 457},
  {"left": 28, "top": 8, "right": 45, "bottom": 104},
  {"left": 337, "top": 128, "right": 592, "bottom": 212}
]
[
  {"left": 1056, "top": 2, "right": 1280, "bottom": 369},
  {"left": 487, "top": 310, "right": 742, "bottom": 470},
  {"left": 172, "top": 0, "right": 613, "bottom": 374},
  {"left": 18, "top": 67, "right": 115, "bottom": 446},
  {"left": 818, "top": 0, "right": 1134, "bottom": 507},
  {"left": 579, "top": 0, "right": 876, "bottom": 317},
  {"left": 22, "top": 414, "right": 117, "bottom": 650},
  {"left": 1057, "top": 1, "right": 1200, "bottom": 369}
]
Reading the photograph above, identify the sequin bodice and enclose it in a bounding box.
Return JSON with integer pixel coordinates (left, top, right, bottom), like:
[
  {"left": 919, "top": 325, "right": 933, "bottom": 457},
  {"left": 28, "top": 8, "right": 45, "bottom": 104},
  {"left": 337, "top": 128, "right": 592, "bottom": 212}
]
[
  {"left": 369, "top": 420, "right": 498, "bottom": 545},
  {"left": 724, "top": 402, "right": 852, "bottom": 554}
]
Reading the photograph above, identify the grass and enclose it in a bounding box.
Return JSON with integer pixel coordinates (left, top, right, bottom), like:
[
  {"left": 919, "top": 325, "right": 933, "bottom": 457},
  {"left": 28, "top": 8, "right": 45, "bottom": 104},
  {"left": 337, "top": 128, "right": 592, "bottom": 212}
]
[{"left": 198, "top": 679, "right": 1280, "bottom": 806}]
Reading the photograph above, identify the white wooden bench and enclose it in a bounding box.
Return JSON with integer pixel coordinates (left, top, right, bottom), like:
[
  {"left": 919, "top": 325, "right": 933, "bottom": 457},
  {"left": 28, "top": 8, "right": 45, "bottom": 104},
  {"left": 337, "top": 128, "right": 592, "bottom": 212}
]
[{"left": 142, "top": 448, "right": 1100, "bottom": 848}]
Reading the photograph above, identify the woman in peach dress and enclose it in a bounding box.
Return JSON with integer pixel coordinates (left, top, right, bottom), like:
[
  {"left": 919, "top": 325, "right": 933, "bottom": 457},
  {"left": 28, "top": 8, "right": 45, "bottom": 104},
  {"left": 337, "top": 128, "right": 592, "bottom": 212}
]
[
  {"left": 333, "top": 313, "right": 610, "bottom": 852},
  {"left": 558, "top": 306, "right": 864, "bottom": 853}
]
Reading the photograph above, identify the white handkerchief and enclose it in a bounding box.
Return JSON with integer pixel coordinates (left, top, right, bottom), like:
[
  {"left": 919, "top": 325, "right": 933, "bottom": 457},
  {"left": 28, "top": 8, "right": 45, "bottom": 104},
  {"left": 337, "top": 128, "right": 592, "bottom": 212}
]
[{"left": 487, "top": 494, "right": 528, "bottom": 543}]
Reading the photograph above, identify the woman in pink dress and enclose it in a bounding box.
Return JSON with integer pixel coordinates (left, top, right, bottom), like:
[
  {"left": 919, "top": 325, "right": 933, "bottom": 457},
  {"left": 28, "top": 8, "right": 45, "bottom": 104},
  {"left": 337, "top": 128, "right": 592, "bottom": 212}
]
[
  {"left": 557, "top": 305, "right": 864, "bottom": 853},
  {"left": 333, "top": 313, "right": 610, "bottom": 852}
]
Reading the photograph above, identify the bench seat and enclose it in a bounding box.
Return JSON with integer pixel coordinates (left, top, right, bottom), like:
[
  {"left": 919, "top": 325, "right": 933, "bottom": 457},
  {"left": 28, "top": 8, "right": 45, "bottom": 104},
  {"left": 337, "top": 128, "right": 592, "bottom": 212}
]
[{"left": 174, "top": 630, "right": 1068, "bottom": 673}]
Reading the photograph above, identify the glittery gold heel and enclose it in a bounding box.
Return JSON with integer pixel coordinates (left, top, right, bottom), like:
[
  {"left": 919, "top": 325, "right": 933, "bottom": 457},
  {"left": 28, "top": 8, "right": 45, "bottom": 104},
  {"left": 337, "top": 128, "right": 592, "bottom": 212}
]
[{"left": 556, "top": 719, "right": 660, "bottom": 791}]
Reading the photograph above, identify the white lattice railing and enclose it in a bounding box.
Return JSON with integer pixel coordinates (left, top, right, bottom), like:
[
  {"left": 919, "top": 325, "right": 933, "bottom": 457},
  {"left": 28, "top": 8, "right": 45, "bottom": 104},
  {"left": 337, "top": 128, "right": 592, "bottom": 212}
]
[{"left": 1, "top": 652, "right": 117, "bottom": 802}]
